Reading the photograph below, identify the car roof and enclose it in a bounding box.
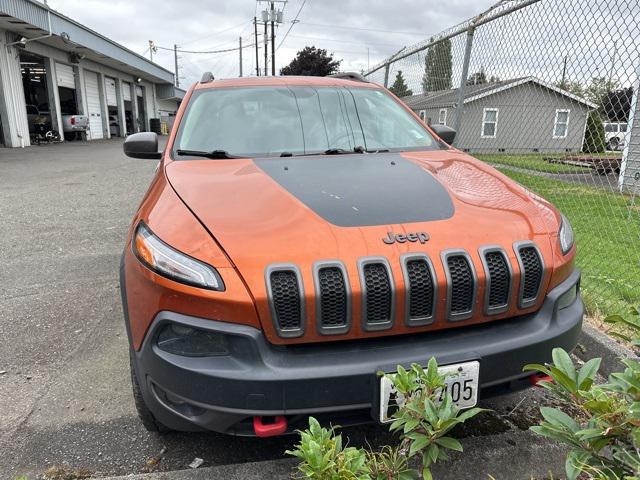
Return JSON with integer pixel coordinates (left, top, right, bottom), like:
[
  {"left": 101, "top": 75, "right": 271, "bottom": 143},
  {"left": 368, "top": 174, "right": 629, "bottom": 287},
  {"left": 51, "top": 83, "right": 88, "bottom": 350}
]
[{"left": 193, "top": 75, "right": 381, "bottom": 91}]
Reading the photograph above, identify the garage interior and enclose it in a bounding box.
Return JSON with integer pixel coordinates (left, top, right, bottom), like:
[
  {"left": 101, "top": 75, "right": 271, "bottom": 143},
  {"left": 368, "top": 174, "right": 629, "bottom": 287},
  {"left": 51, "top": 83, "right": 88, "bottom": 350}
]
[{"left": 21, "top": 51, "right": 53, "bottom": 141}]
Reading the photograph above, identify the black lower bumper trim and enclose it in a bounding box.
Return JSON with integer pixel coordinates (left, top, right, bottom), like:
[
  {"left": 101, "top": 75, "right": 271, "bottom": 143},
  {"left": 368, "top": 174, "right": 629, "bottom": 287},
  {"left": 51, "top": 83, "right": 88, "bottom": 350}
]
[{"left": 129, "top": 270, "right": 583, "bottom": 434}]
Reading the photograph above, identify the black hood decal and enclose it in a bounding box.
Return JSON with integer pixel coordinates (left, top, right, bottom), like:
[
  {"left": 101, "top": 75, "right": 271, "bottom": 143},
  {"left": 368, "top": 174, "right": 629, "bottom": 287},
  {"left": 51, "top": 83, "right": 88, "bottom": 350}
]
[{"left": 255, "top": 153, "right": 454, "bottom": 227}]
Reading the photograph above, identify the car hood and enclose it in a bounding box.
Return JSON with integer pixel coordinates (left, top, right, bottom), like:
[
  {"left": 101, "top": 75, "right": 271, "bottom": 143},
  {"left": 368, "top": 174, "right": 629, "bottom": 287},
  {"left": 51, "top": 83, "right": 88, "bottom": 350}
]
[{"left": 166, "top": 150, "right": 559, "bottom": 333}]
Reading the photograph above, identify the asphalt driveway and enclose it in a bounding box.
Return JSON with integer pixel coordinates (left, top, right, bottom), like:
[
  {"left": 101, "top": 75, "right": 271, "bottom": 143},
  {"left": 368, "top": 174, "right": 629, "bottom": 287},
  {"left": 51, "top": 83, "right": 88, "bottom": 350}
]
[{"left": 0, "top": 140, "right": 561, "bottom": 479}]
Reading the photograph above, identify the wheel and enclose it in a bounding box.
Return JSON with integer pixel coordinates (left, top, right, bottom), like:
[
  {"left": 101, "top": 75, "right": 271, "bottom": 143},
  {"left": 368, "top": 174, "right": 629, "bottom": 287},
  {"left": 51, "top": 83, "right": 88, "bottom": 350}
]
[
  {"left": 130, "top": 352, "right": 170, "bottom": 433},
  {"left": 607, "top": 137, "right": 620, "bottom": 151}
]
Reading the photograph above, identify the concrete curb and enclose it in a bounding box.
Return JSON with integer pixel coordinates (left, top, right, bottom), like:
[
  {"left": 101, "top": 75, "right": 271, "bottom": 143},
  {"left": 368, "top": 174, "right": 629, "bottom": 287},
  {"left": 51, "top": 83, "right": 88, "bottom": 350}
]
[
  {"left": 576, "top": 323, "right": 638, "bottom": 377},
  {"left": 96, "top": 430, "right": 568, "bottom": 480}
]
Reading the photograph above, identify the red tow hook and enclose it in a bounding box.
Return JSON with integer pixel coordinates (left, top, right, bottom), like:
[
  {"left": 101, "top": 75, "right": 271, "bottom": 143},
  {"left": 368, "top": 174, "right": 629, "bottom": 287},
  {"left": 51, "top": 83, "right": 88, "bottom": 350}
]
[
  {"left": 253, "top": 416, "right": 288, "bottom": 437},
  {"left": 529, "top": 373, "right": 553, "bottom": 387}
]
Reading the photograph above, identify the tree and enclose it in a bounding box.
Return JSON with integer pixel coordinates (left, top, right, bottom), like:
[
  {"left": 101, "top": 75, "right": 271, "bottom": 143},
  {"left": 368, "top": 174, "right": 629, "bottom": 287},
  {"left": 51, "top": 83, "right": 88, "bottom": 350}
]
[
  {"left": 280, "top": 46, "right": 341, "bottom": 76},
  {"left": 388, "top": 70, "right": 413, "bottom": 97},
  {"left": 583, "top": 110, "right": 606, "bottom": 154},
  {"left": 556, "top": 80, "right": 584, "bottom": 97},
  {"left": 421, "top": 38, "right": 452, "bottom": 92},
  {"left": 602, "top": 87, "right": 633, "bottom": 122},
  {"left": 584, "top": 76, "right": 619, "bottom": 107},
  {"left": 467, "top": 68, "right": 487, "bottom": 86}
]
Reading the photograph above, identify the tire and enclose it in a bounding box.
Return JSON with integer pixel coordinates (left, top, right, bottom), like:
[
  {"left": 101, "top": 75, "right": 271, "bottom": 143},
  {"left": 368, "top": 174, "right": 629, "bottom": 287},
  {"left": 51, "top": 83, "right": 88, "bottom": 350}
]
[{"left": 130, "top": 353, "right": 170, "bottom": 433}]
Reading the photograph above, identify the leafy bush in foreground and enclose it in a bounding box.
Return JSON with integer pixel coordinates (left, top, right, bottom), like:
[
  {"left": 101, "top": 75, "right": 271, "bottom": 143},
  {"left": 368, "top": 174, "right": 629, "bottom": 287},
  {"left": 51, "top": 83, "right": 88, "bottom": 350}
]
[{"left": 287, "top": 358, "right": 485, "bottom": 480}]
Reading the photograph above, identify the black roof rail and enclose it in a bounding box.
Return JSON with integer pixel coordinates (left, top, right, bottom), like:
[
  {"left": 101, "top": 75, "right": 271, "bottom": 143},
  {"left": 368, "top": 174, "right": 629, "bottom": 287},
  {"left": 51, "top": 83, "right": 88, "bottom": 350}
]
[
  {"left": 200, "top": 72, "right": 215, "bottom": 83},
  {"left": 329, "top": 72, "right": 369, "bottom": 83}
]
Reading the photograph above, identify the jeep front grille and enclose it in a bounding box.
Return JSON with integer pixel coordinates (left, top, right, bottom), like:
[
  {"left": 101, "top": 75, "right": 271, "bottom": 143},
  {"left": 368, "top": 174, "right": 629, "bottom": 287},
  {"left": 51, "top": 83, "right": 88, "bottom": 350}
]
[
  {"left": 267, "top": 266, "right": 304, "bottom": 337},
  {"left": 402, "top": 255, "right": 436, "bottom": 326},
  {"left": 316, "top": 264, "right": 349, "bottom": 333},
  {"left": 265, "top": 241, "right": 545, "bottom": 338},
  {"left": 516, "top": 243, "right": 543, "bottom": 308},
  {"left": 359, "top": 259, "right": 394, "bottom": 330},
  {"left": 481, "top": 248, "right": 512, "bottom": 314},
  {"left": 443, "top": 252, "right": 476, "bottom": 321}
]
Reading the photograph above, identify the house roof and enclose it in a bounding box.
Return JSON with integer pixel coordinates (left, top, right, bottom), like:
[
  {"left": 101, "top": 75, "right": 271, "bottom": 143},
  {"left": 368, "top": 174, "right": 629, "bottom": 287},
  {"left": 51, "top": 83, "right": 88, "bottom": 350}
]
[{"left": 403, "top": 76, "right": 598, "bottom": 110}]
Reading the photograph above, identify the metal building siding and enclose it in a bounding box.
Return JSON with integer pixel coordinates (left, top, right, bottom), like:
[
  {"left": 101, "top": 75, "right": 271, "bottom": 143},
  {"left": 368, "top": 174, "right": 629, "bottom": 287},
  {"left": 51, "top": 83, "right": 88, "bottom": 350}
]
[
  {"left": 55, "top": 62, "right": 75, "bottom": 89},
  {"left": 84, "top": 70, "right": 104, "bottom": 140},
  {"left": 105, "top": 77, "right": 117, "bottom": 106},
  {"left": 0, "top": 0, "right": 174, "bottom": 84},
  {"left": 0, "top": 30, "right": 30, "bottom": 147}
]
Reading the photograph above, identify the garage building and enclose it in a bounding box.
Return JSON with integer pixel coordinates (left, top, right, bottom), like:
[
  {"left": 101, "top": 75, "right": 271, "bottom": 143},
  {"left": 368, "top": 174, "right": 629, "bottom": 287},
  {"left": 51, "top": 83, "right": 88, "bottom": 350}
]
[{"left": 0, "top": 0, "right": 185, "bottom": 148}]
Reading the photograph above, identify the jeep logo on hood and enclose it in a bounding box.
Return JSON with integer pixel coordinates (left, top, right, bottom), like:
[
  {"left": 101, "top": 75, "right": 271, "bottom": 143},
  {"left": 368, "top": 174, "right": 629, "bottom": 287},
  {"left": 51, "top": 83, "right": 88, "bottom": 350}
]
[{"left": 383, "top": 232, "right": 430, "bottom": 245}]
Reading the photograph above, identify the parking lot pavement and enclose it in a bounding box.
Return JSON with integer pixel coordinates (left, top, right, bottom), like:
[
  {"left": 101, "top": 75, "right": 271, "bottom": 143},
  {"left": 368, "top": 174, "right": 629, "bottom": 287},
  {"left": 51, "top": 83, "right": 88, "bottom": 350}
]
[{"left": 0, "top": 140, "right": 563, "bottom": 478}]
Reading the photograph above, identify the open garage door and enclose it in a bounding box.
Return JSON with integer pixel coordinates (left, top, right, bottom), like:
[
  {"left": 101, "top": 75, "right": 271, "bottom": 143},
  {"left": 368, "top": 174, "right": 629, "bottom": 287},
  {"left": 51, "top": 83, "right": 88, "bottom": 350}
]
[
  {"left": 105, "top": 77, "right": 121, "bottom": 137},
  {"left": 56, "top": 63, "right": 83, "bottom": 141},
  {"left": 122, "top": 81, "right": 133, "bottom": 134},
  {"left": 84, "top": 71, "right": 104, "bottom": 140}
]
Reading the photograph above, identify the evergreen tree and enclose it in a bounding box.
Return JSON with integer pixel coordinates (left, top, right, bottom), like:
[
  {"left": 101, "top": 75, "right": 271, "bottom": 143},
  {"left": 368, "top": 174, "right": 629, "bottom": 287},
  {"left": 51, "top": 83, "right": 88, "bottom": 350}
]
[
  {"left": 421, "top": 38, "right": 452, "bottom": 92},
  {"left": 388, "top": 70, "right": 413, "bottom": 97}
]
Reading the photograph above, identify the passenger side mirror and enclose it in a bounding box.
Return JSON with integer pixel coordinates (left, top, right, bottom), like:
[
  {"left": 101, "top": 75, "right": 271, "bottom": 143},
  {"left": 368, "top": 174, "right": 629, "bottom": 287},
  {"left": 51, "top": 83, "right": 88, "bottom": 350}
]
[
  {"left": 431, "top": 125, "right": 457, "bottom": 146},
  {"left": 123, "top": 132, "right": 162, "bottom": 159}
]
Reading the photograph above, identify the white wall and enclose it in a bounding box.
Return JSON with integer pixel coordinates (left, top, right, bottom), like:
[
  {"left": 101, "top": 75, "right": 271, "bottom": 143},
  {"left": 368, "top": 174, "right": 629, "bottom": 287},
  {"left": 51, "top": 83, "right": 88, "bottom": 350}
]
[{"left": 0, "top": 29, "right": 31, "bottom": 147}]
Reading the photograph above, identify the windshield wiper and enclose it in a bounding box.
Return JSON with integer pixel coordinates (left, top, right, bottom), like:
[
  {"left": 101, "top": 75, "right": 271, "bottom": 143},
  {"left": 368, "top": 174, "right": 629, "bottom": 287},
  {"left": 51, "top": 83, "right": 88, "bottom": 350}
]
[
  {"left": 324, "top": 146, "right": 365, "bottom": 155},
  {"left": 176, "top": 149, "right": 238, "bottom": 159}
]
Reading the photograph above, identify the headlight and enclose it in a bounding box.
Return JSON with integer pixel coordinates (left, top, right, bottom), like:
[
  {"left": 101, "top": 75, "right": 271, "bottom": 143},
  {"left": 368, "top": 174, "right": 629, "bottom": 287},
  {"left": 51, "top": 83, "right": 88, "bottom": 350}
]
[
  {"left": 157, "top": 323, "right": 229, "bottom": 356},
  {"left": 133, "top": 222, "right": 224, "bottom": 290},
  {"left": 559, "top": 213, "right": 574, "bottom": 255}
]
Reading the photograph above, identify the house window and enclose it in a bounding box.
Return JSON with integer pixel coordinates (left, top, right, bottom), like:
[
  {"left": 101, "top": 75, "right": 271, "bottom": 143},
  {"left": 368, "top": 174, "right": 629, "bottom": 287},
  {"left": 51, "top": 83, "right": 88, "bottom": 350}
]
[
  {"left": 438, "top": 108, "right": 447, "bottom": 125},
  {"left": 481, "top": 108, "right": 498, "bottom": 138},
  {"left": 419, "top": 110, "right": 426, "bottom": 122},
  {"left": 553, "top": 109, "right": 570, "bottom": 138}
]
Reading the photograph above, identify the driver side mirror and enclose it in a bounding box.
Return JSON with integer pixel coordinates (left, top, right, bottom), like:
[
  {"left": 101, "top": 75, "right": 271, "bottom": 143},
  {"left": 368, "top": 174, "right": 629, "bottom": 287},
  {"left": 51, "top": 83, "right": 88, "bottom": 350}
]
[
  {"left": 430, "top": 125, "right": 457, "bottom": 146},
  {"left": 123, "top": 132, "right": 162, "bottom": 159}
]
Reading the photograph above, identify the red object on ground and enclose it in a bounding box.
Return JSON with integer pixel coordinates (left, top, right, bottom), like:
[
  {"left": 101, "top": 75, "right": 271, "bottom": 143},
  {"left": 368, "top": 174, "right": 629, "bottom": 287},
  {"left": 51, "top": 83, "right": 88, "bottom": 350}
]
[
  {"left": 529, "top": 374, "right": 553, "bottom": 386},
  {"left": 253, "top": 416, "right": 288, "bottom": 437}
]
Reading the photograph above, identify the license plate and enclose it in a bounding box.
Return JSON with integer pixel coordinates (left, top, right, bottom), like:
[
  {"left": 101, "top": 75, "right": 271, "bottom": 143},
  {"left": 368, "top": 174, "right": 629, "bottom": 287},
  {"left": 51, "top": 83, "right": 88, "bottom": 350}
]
[{"left": 379, "top": 361, "right": 480, "bottom": 423}]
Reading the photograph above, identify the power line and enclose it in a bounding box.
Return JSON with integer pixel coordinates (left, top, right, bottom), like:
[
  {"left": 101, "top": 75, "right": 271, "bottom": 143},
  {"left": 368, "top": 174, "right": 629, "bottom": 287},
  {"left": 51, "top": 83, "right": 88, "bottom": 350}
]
[
  {"left": 179, "top": 19, "right": 253, "bottom": 46},
  {"left": 297, "top": 21, "right": 431, "bottom": 36},
  {"left": 156, "top": 43, "right": 255, "bottom": 55},
  {"left": 286, "top": 33, "right": 400, "bottom": 48},
  {"left": 276, "top": 0, "right": 308, "bottom": 51}
]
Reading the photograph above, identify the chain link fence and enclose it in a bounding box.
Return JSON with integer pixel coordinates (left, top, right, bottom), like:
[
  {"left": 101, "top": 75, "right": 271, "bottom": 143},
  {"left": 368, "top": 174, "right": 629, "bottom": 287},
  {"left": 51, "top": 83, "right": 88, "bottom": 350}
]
[{"left": 365, "top": 0, "right": 640, "bottom": 319}]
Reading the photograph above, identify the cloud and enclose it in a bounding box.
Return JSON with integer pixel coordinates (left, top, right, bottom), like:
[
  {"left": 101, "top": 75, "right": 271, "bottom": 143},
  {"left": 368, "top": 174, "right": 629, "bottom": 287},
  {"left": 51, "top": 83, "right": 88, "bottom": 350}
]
[{"left": 46, "top": 0, "right": 495, "bottom": 85}]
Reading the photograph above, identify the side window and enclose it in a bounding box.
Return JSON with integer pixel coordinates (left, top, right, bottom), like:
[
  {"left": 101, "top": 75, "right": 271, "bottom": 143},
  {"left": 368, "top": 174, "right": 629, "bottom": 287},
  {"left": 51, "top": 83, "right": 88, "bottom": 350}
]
[
  {"left": 481, "top": 108, "right": 498, "bottom": 138},
  {"left": 604, "top": 123, "right": 616, "bottom": 133},
  {"left": 419, "top": 110, "right": 426, "bottom": 122},
  {"left": 620, "top": 123, "right": 628, "bottom": 133},
  {"left": 553, "top": 109, "right": 570, "bottom": 138},
  {"left": 438, "top": 108, "right": 447, "bottom": 125}
]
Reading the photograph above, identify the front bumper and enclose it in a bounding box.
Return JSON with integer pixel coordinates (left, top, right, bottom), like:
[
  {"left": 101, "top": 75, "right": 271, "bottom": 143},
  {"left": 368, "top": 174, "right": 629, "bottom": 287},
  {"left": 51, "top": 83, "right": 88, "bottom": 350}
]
[{"left": 127, "top": 269, "right": 583, "bottom": 435}]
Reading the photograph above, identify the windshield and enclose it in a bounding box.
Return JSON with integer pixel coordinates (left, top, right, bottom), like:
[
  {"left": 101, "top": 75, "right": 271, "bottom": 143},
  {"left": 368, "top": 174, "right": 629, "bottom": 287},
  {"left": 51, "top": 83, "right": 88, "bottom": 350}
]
[{"left": 173, "top": 86, "right": 439, "bottom": 158}]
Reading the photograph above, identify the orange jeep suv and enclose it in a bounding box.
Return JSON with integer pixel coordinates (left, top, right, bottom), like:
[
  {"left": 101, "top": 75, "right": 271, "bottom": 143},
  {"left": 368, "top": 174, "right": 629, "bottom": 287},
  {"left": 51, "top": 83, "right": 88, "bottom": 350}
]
[{"left": 120, "top": 72, "right": 582, "bottom": 436}]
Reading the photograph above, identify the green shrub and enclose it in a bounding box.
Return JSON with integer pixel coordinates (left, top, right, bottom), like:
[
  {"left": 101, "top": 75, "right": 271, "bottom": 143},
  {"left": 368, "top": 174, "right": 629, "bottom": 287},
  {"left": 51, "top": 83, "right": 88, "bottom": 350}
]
[
  {"left": 287, "top": 358, "right": 486, "bottom": 480},
  {"left": 583, "top": 110, "right": 607, "bottom": 154},
  {"left": 524, "top": 337, "right": 640, "bottom": 479}
]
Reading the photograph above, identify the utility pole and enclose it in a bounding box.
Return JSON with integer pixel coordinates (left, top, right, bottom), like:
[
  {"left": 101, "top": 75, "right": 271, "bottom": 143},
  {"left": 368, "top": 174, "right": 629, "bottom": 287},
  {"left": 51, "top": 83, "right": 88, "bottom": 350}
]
[
  {"left": 148, "top": 40, "right": 155, "bottom": 62},
  {"left": 254, "top": 17, "right": 260, "bottom": 76},
  {"left": 561, "top": 55, "right": 567, "bottom": 86},
  {"left": 174, "top": 44, "right": 179, "bottom": 87},
  {"left": 239, "top": 37, "right": 243, "bottom": 77},
  {"left": 264, "top": 16, "right": 268, "bottom": 76},
  {"left": 608, "top": 40, "right": 617, "bottom": 85},
  {"left": 270, "top": 1, "right": 276, "bottom": 76}
]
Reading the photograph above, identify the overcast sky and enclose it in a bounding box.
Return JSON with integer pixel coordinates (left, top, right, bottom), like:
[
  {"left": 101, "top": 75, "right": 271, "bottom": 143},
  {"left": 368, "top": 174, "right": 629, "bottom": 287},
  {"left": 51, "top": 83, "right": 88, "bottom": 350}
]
[{"left": 44, "top": 0, "right": 496, "bottom": 86}]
